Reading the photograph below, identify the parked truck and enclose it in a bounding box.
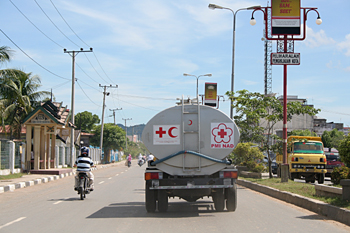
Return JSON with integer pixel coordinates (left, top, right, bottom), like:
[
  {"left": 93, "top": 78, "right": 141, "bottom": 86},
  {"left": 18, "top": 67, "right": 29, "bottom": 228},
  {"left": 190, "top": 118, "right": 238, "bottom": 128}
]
[
  {"left": 324, "top": 147, "right": 344, "bottom": 177},
  {"left": 276, "top": 136, "right": 327, "bottom": 183},
  {"left": 141, "top": 98, "right": 240, "bottom": 212}
]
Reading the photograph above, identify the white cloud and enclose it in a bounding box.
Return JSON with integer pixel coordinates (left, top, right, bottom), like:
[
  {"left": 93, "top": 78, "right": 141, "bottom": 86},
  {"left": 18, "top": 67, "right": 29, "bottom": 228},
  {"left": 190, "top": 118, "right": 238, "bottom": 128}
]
[
  {"left": 243, "top": 80, "right": 258, "bottom": 85},
  {"left": 338, "top": 34, "right": 350, "bottom": 57},
  {"left": 305, "top": 25, "right": 335, "bottom": 48}
]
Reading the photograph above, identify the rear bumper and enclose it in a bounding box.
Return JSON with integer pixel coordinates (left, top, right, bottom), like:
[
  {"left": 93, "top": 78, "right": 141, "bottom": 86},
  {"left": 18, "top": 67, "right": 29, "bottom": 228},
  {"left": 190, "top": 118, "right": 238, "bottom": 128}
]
[
  {"left": 148, "top": 177, "right": 236, "bottom": 190},
  {"left": 290, "top": 168, "right": 327, "bottom": 174}
]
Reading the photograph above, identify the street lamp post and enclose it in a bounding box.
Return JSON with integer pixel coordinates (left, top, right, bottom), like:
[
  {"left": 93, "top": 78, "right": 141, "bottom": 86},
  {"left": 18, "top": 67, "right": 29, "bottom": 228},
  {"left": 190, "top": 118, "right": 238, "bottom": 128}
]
[
  {"left": 183, "top": 73, "right": 212, "bottom": 101},
  {"left": 250, "top": 5, "right": 322, "bottom": 182},
  {"left": 208, "top": 4, "right": 261, "bottom": 119}
]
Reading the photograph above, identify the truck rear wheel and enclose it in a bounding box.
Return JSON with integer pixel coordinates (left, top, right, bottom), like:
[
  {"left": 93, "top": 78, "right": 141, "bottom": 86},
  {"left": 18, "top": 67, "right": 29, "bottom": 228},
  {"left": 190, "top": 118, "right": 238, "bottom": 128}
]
[
  {"left": 212, "top": 189, "right": 225, "bottom": 212},
  {"left": 318, "top": 173, "right": 325, "bottom": 184},
  {"left": 158, "top": 190, "right": 168, "bottom": 212},
  {"left": 225, "top": 184, "right": 237, "bottom": 212},
  {"left": 145, "top": 183, "right": 156, "bottom": 213}
]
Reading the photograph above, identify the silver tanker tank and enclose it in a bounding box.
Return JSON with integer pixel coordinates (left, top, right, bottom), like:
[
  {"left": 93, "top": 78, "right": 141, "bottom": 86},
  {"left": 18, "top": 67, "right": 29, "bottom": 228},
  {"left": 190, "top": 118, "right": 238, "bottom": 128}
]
[{"left": 142, "top": 100, "right": 240, "bottom": 176}]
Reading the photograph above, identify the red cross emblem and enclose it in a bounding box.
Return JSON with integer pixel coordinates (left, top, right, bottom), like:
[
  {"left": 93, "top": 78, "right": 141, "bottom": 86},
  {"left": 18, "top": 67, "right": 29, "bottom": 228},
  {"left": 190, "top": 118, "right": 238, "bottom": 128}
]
[{"left": 212, "top": 123, "right": 233, "bottom": 143}]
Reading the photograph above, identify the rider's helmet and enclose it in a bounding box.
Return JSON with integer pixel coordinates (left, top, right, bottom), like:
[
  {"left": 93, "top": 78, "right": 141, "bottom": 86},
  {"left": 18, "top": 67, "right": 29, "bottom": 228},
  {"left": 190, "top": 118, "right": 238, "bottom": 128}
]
[{"left": 80, "top": 146, "right": 89, "bottom": 157}]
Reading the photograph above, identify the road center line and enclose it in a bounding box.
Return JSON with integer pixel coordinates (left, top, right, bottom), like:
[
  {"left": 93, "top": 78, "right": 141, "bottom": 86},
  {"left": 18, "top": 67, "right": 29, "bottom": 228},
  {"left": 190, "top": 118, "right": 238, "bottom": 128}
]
[
  {"left": 53, "top": 201, "right": 63, "bottom": 205},
  {"left": 108, "top": 177, "right": 112, "bottom": 180},
  {"left": 0, "top": 217, "right": 26, "bottom": 230},
  {"left": 99, "top": 181, "right": 105, "bottom": 184},
  {"left": 115, "top": 174, "right": 119, "bottom": 176}
]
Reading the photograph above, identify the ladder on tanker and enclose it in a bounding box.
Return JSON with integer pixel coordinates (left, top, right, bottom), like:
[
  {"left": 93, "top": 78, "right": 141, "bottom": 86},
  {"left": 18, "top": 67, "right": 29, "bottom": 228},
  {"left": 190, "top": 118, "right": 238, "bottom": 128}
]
[{"left": 181, "top": 96, "right": 201, "bottom": 172}]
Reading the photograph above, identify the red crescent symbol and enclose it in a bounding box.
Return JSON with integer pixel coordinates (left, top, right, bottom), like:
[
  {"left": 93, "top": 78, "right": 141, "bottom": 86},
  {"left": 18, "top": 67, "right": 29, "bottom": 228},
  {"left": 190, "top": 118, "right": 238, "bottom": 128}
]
[
  {"left": 189, "top": 120, "right": 193, "bottom": 125},
  {"left": 168, "top": 127, "right": 177, "bottom": 138}
]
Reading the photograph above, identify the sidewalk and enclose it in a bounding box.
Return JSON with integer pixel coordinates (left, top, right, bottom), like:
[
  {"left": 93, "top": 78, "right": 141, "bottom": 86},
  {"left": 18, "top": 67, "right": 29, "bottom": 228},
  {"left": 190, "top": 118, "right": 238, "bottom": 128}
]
[{"left": 0, "top": 161, "right": 124, "bottom": 194}]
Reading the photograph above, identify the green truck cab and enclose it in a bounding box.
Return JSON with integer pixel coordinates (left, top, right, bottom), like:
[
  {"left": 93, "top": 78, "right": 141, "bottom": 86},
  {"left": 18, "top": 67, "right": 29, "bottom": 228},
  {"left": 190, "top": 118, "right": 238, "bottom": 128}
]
[{"left": 276, "top": 136, "right": 327, "bottom": 184}]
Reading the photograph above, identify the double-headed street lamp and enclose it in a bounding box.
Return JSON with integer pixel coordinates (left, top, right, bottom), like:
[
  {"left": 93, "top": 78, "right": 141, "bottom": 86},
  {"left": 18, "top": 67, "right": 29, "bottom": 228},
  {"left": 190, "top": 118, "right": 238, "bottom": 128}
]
[
  {"left": 183, "top": 73, "right": 212, "bottom": 101},
  {"left": 208, "top": 4, "right": 261, "bottom": 119}
]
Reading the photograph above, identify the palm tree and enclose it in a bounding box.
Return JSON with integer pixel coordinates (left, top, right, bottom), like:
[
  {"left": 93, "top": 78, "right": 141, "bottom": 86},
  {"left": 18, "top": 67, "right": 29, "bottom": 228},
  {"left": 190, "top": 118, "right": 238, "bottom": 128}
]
[
  {"left": 0, "top": 45, "right": 12, "bottom": 64},
  {"left": 0, "top": 69, "right": 50, "bottom": 139}
]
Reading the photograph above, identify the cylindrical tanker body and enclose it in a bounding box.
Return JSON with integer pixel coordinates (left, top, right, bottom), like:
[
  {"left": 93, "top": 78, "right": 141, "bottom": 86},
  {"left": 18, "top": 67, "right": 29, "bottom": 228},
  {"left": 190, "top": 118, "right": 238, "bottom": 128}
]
[
  {"left": 142, "top": 100, "right": 240, "bottom": 213},
  {"left": 142, "top": 103, "right": 240, "bottom": 175}
]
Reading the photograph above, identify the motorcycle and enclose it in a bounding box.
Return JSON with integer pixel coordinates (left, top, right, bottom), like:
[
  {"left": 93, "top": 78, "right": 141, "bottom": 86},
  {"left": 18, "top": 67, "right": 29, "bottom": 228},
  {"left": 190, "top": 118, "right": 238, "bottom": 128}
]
[
  {"left": 138, "top": 159, "right": 145, "bottom": 167},
  {"left": 77, "top": 172, "right": 91, "bottom": 200},
  {"left": 128, "top": 160, "right": 131, "bottom": 167}
]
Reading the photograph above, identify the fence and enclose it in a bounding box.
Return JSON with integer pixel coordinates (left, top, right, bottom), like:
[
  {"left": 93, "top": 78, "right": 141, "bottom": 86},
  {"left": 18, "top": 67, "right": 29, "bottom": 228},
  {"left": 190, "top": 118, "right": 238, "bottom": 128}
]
[{"left": 0, "top": 139, "right": 102, "bottom": 175}]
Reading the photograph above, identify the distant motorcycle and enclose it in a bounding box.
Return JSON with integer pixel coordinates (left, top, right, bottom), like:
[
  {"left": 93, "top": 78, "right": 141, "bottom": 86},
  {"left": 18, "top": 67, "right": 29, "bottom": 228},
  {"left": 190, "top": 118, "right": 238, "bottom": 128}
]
[
  {"left": 128, "top": 160, "right": 131, "bottom": 167},
  {"left": 77, "top": 172, "right": 91, "bottom": 200},
  {"left": 138, "top": 159, "right": 145, "bottom": 167}
]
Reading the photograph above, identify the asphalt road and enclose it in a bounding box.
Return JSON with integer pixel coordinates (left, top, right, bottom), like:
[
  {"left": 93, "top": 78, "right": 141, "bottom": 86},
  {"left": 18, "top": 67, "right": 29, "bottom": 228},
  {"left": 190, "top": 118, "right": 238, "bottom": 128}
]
[{"left": 0, "top": 163, "right": 349, "bottom": 233}]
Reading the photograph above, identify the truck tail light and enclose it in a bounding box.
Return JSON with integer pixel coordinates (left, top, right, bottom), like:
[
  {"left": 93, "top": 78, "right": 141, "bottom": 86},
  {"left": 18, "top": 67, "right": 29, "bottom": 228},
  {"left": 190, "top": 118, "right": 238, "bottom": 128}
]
[
  {"left": 145, "top": 172, "right": 163, "bottom": 180},
  {"left": 292, "top": 157, "right": 298, "bottom": 162},
  {"left": 221, "top": 171, "right": 238, "bottom": 179},
  {"left": 320, "top": 158, "right": 326, "bottom": 163}
]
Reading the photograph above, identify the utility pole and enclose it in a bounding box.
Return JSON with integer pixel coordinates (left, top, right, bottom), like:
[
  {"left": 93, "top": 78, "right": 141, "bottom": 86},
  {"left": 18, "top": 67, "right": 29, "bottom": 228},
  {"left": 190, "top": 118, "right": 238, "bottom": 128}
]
[
  {"left": 122, "top": 118, "right": 132, "bottom": 150},
  {"left": 64, "top": 48, "right": 92, "bottom": 167},
  {"left": 109, "top": 108, "right": 122, "bottom": 125},
  {"left": 99, "top": 84, "right": 118, "bottom": 161}
]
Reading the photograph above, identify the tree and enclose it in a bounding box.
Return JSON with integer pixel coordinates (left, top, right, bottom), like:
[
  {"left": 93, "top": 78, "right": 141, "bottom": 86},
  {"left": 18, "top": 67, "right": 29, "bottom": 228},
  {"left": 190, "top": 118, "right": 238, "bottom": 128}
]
[
  {"left": 90, "top": 123, "right": 126, "bottom": 163},
  {"left": 322, "top": 129, "right": 345, "bottom": 149},
  {"left": 338, "top": 134, "right": 350, "bottom": 166},
  {"left": 75, "top": 111, "right": 100, "bottom": 133},
  {"left": 288, "top": 129, "right": 316, "bottom": 137},
  {"left": 0, "top": 45, "right": 12, "bottom": 64},
  {"left": 231, "top": 142, "right": 265, "bottom": 173},
  {"left": 227, "top": 89, "right": 320, "bottom": 178},
  {"left": 0, "top": 69, "right": 50, "bottom": 139}
]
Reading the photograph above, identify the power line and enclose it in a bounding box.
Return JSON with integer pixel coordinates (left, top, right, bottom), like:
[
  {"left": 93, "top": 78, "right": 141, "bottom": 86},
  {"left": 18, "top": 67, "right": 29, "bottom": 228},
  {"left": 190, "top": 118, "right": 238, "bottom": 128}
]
[
  {"left": 76, "top": 79, "right": 101, "bottom": 107},
  {"left": 49, "top": 0, "right": 114, "bottom": 84},
  {"left": 0, "top": 28, "right": 70, "bottom": 80},
  {"left": 34, "top": 0, "right": 80, "bottom": 48},
  {"left": 50, "top": 0, "right": 90, "bottom": 48},
  {"left": 9, "top": 0, "right": 64, "bottom": 49}
]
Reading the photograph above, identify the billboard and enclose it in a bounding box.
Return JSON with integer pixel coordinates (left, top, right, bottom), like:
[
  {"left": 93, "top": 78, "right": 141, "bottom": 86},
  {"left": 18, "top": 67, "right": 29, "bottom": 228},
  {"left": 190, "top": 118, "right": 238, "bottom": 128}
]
[
  {"left": 204, "top": 82, "right": 217, "bottom": 107},
  {"left": 271, "top": 0, "right": 301, "bottom": 35}
]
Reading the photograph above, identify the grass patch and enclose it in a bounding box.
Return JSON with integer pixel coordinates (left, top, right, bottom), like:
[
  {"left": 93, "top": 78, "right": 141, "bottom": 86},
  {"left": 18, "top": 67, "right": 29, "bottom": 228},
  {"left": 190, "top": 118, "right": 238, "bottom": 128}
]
[
  {"left": 239, "top": 177, "right": 350, "bottom": 210},
  {"left": 0, "top": 173, "right": 25, "bottom": 180}
]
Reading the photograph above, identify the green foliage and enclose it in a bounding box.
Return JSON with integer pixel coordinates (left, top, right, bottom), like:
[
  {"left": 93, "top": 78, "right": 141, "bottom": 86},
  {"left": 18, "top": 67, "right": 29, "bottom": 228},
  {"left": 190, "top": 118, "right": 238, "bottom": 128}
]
[
  {"left": 75, "top": 111, "right": 100, "bottom": 133},
  {"left": 232, "top": 142, "right": 265, "bottom": 172},
  {"left": 338, "top": 134, "right": 350, "bottom": 166},
  {"left": 90, "top": 123, "right": 126, "bottom": 162},
  {"left": 331, "top": 166, "right": 350, "bottom": 185},
  {"left": 0, "top": 69, "right": 50, "bottom": 139},
  {"left": 124, "top": 141, "right": 148, "bottom": 158},
  {"left": 288, "top": 129, "right": 316, "bottom": 136},
  {"left": 322, "top": 129, "right": 345, "bottom": 149},
  {"left": 227, "top": 89, "right": 320, "bottom": 177}
]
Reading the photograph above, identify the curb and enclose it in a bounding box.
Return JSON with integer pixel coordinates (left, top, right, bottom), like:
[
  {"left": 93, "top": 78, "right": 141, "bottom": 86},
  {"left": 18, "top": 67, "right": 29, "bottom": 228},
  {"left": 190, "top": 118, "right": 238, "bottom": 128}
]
[
  {"left": 0, "top": 162, "right": 120, "bottom": 194},
  {"left": 237, "top": 179, "right": 350, "bottom": 226}
]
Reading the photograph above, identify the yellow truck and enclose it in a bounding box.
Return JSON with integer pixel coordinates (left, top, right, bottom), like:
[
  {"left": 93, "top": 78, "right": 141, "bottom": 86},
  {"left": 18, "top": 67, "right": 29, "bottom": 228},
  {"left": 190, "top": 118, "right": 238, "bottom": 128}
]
[{"left": 276, "top": 136, "right": 327, "bottom": 184}]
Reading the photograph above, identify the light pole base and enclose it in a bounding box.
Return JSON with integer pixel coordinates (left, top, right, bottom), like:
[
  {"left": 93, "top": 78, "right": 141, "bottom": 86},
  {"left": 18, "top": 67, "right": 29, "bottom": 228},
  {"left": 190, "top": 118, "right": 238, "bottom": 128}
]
[{"left": 281, "top": 164, "right": 289, "bottom": 183}]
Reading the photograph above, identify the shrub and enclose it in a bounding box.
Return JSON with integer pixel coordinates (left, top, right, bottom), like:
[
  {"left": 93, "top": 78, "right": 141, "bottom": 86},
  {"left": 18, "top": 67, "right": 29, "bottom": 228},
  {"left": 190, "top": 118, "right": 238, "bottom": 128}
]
[
  {"left": 331, "top": 166, "right": 350, "bottom": 185},
  {"left": 231, "top": 142, "right": 265, "bottom": 172}
]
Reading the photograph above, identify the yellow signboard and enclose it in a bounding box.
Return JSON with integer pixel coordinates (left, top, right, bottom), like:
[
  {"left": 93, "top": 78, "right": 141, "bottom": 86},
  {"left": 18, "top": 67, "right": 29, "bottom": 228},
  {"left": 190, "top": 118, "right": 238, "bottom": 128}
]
[
  {"left": 271, "top": 0, "right": 301, "bottom": 35},
  {"left": 204, "top": 83, "right": 217, "bottom": 107}
]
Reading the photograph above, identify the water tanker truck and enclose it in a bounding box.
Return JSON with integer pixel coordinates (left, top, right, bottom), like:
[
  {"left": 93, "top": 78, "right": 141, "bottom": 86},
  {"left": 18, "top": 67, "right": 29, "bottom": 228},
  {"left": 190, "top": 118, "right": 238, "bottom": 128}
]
[{"left": 141, "top": 98, "right": 240, "bottom": 212}]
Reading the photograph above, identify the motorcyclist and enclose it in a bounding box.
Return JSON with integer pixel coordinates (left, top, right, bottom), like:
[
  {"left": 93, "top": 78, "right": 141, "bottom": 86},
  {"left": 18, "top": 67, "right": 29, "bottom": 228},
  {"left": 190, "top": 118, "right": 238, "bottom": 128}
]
[{"left": 74, "top": 146, "right": 94, "bottom": 191}]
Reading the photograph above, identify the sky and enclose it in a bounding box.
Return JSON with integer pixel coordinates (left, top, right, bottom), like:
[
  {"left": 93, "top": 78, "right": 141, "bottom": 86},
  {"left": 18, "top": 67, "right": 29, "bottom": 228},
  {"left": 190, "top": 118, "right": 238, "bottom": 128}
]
[{"left": 1, "top": 0, "right": 350, "bottom": 128}]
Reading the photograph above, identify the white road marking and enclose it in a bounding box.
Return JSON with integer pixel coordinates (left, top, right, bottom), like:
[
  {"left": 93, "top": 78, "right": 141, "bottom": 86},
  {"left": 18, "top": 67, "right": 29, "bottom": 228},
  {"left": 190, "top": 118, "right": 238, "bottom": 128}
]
[
  {"left": 121, "top": 172, "right": 124, "bottom": 174},
  {"left": 0, "top": 217, "right": 26, "bottom": 230},
  {"left": 108, "top": 177, "right": 112, "bottom": 180},
  {"left": 99, "top": 181, "right": 105, "bottom": 184},
  {"left": 53, "top": 201, "right": 63, "bottom": 205},
  {"left": 115, "top": 174, "right": 119, "bottom": 176}
]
